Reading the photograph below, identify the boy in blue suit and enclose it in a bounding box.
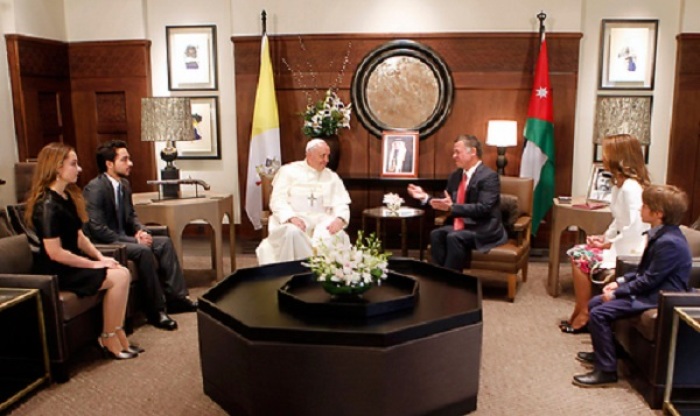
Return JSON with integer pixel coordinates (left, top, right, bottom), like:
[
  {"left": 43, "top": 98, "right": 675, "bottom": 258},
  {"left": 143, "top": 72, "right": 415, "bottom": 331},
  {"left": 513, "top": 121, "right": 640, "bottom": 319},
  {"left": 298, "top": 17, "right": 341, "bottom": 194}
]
[{"left": 573, "top": 184, "right": 692, "bottom": 387}]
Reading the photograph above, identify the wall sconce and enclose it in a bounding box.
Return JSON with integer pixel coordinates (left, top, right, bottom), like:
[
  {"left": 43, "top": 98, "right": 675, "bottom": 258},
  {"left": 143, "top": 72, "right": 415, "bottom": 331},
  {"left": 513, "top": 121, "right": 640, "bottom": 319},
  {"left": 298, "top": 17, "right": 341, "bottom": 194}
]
[
  {"left": 486, "top": 120, "right": 518, "bottom": 176},
  {"left": 141, "top": 97, "right": 194, "bottom": 199}
]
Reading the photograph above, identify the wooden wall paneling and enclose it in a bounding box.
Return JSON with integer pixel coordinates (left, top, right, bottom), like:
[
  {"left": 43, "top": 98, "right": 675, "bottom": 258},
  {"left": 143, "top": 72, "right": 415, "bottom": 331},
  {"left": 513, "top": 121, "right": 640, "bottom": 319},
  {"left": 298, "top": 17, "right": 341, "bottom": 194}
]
[
  {"left": 668, "top": 34, "right": 700, "bottom": 224},
  {"left": 234, "top": 33, "right": 581, "bottom": 244},
  {"left": 5, "top": 35, "right": 74, "bottom": 162},
  {"left": 68, "top": 41, "right": 154, "bottom": 192}
]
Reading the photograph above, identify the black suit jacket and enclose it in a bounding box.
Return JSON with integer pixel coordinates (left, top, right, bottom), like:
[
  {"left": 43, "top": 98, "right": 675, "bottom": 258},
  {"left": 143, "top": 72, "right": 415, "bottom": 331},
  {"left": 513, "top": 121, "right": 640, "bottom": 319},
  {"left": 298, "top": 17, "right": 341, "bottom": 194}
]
[
  {"left": 444, "top": 163, "right": 507, "bottom": 252},
  {"left": 83, "top": 174, "right": 145, "bottom": 244}
]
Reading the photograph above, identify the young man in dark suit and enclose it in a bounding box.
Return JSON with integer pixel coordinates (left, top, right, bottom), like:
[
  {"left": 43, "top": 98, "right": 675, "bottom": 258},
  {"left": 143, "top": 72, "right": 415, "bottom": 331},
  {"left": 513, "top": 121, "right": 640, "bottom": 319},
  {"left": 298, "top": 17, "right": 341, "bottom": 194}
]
[
  {"left": 573, "top": 184, "right": 692, "bottom": 387},
  {"left": 407, "top": 134, "right": 507, "bottom": 271},
  {"left": 83, "top": 140, "right": 197, "bottom": 331}
]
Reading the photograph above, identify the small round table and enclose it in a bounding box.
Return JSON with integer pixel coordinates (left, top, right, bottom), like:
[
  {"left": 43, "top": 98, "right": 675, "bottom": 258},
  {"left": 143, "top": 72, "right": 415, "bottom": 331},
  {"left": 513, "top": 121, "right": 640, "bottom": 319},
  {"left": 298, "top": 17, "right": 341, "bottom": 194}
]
[{"left": 362, "top": 206, "right": 425, "bottom": 259}]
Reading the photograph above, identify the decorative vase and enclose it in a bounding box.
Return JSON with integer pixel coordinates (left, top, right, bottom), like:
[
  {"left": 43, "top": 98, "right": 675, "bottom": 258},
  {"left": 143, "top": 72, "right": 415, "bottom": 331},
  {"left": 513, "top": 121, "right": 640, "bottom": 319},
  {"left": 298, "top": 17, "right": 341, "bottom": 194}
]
[
  {"left": 320, "top": 279, "right": 373, "bottom": 300},
  {"left": 321, "top": 135, "right": 340, "bottom": 171}
]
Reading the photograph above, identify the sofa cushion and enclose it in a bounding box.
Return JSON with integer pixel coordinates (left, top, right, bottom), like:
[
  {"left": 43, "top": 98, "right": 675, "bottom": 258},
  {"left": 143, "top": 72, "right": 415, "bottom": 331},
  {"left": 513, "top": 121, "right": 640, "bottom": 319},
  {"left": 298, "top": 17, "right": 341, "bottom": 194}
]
[
  {"left": 59, "top": 291, "right": 103, "bottom": 321},
  {"left": 625, "top": 308, "right": 658, "bottom": 342},
  {"left": 0, "top": 234, "right": 33, "bottom": 274}
]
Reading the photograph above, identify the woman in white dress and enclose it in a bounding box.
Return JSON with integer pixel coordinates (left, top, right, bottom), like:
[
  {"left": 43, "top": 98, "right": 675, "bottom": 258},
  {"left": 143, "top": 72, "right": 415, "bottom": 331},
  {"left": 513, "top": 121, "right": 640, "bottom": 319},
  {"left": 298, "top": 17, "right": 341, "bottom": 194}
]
[{"left": 561, "top": 134, "right": 650, "bottom": 333}]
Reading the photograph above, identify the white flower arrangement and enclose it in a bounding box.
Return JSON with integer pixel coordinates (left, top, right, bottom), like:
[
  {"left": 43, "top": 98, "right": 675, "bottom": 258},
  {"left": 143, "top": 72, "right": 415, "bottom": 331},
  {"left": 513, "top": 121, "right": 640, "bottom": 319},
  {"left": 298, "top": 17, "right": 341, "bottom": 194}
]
[
  {"left": 383, "top": 193, "right": 404, "bottom": 212},
  {"left": 302, "top": 89, "right": 352, "bottom": 138},
  {"left": 304, "top": 232, "right": 390, "bottom": 295}
]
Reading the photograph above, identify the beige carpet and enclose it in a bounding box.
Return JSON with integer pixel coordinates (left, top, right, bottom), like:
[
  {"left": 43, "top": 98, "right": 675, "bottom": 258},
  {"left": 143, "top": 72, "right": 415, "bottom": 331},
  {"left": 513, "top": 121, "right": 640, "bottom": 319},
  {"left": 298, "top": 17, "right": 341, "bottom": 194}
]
[{"left": 9, "top": 246, "right": 662, "bottom": 415}]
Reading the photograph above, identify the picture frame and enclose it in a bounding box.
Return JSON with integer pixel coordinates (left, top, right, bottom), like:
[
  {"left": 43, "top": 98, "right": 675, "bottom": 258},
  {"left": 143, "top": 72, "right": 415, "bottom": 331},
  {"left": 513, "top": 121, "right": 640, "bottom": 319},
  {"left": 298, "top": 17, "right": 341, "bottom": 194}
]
[
  {"left": 166, "top": 25, "right": 218, "bottom": 91},
  {"left": 178, "top": 96, "right": 221, "bottom": 159},
  {"left": 599, "top": 19, "right": 658, "bottom": 90},
  {"left": 586, "top": 163, "right": 613, "bottom": 203},
  {"left": 381, "top": 131, "right": 419, "bottom": 178},
  {"left": 593, "top": 95, "right": 652, "bottom": 163}
]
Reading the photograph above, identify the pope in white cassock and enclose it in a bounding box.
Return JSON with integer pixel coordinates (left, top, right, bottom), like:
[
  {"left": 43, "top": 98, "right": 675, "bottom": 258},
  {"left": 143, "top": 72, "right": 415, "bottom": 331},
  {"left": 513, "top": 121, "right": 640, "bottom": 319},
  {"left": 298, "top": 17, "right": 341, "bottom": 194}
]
[{"left": 256, "top": 139, "right": 352, "bottom": 265}]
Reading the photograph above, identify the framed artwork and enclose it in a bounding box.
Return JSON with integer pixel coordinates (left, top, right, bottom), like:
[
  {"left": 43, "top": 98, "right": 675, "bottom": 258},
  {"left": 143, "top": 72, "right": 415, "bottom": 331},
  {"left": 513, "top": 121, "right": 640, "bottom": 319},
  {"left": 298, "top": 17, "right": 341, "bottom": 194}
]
[
  {"left": 599, "top": 19, "right": 658, "bottom": 90},
  {"left": 166, "top": 25, "right": 218, "bottom": 91},
  {"left": 593, "top": 95, "right": 652, "bottom": 163},
  {"left": 586, "top": 163, "right": 613, "bottom": 203},
  {"left": 178, "top": 96, "right": 221, "bottom": 159},
  {"left": 381, "top": 131, "right": 419, "bottom": 178}
]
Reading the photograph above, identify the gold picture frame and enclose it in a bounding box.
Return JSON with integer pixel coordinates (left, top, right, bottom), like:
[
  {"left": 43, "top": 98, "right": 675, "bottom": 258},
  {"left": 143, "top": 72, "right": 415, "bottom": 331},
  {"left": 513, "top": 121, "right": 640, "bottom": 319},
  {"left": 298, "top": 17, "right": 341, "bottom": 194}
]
[{"left": 381, "top": 131, "right": 419, "bottom": 178}]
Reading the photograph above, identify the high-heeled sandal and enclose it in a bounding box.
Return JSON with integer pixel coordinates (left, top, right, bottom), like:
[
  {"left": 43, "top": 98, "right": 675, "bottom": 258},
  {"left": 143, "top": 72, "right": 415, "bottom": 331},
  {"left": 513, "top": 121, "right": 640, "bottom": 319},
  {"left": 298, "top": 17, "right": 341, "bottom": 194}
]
[
  {"left": 115, "top": 326, "right": 145, "bottom": 354},
  {"left": 98, "top": 332, "right": 138, "bottom": 360}
]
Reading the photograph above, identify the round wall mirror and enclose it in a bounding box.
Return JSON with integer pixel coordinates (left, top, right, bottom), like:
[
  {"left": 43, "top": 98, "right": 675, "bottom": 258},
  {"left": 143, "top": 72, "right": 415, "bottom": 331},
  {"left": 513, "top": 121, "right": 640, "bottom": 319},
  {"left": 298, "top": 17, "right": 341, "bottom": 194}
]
[{"left": 351, "top": 40, "right": 453, "bottom": 140}]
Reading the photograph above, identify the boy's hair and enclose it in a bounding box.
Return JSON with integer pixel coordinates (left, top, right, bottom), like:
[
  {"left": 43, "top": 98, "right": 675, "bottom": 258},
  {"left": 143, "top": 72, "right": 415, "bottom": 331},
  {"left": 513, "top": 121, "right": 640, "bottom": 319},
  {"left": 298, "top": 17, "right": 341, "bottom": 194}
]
[
  {"left": 642, "top": 184, "right": 688, "bottom": 226},
  {"left": 96, "top": 140, "right": 128, "bottom": 173}
]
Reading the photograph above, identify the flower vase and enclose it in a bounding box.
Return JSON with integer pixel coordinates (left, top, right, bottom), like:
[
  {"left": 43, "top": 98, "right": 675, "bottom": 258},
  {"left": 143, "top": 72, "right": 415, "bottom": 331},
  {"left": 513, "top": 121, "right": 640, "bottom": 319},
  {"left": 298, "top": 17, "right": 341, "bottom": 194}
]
[
  {"left": 322, "top": 135, "right": 340, "bottom": 171},
  {"left": 386, "top": 203, "right": 401, "bottom": 214},
  {"left": 320, "top": 280, "right": 372, "bottom": 301}
]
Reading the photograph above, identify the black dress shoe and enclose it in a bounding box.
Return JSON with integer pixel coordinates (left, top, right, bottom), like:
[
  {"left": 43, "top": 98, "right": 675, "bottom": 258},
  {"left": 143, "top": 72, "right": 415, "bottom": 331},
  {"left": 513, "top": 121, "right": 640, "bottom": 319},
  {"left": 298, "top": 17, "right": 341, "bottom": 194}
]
[
  {"left": 148, "top": 311, "right": 178, "bottom": 331},
  {"left": 167, "top": 297, "right": 198, "bottom": 314},
  {"left": 572, "top": 369, "right": 618, "bottom": 388},
  {"left": 576, "top": 351, "right": 595, "bottom": 365}
]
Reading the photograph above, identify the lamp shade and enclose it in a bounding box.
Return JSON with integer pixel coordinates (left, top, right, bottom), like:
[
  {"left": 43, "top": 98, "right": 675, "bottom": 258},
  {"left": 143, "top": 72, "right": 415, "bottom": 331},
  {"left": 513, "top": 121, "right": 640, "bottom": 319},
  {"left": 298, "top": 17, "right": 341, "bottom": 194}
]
[
  {"left": 486, "top": 120, "right": 518, "bottom": 147},
  {"left": 141, "top": 97, "right": 195, "bottom": 142}
]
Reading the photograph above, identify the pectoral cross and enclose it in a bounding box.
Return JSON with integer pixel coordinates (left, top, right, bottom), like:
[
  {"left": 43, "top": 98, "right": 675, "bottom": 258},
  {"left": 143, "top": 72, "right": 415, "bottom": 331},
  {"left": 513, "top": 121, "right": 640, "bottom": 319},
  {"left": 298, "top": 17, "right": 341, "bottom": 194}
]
[{"left": 307, "top": 192, "right": 317, "bottom": 207}]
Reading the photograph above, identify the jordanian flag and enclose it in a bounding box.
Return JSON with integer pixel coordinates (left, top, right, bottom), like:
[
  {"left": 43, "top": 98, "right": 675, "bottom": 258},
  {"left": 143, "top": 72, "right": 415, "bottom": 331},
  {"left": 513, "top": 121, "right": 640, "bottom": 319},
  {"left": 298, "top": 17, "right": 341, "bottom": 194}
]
[
  {"left": 245, "top": 34, "right": 281, "bottom": 230},
  {"left": 519, "top": 36, "right": 554, "bottom": 236}
]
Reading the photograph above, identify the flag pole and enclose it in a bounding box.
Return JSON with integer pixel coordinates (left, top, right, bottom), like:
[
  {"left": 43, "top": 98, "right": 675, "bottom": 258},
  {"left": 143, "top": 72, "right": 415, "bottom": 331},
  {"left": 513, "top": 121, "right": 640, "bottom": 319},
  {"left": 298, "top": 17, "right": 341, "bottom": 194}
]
[
  {"left": 537, "top": 11, "right": 546, "bottom": 42},
  {"left": 261, "top": 10, "right": 267, "bottom": 36}
]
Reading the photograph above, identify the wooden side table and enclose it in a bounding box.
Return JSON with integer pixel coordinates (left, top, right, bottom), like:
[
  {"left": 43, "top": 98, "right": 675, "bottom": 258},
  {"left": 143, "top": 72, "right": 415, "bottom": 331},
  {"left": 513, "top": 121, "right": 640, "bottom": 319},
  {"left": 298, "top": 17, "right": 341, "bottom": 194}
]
[
  {"left": 663, "top": 306, "right": 700, "bottom": 415},
  {"left": 547, "top": 197, "right": 612, "bottom": 297},
  {"left": 362, "top": 206, "right": 425, "bottom": 259},
  {"left": 0, "top": 288, "right": 50, "bottom": 412},
  {"left": 132, "top": 192, "right": 236, "bottom": 281}
]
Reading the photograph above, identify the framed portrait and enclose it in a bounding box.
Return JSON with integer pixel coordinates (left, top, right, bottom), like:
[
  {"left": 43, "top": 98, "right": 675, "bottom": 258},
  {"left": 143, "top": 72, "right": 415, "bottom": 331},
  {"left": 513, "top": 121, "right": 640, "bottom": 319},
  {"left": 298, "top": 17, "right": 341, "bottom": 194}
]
[
  {"left": 166, "top": 25, "right": 218, "bottom": 91},
  {"left": 178, "top": 96, "right": 221, "bottom": 159},
  {"left": 586, "top": 163, "right": 613, "bottom": 203},
  {"left": 599, "top": 20, "right": 658, "bottom": 90},
  {"left": 381, "top": 131, "right": 419, "bottom": 178}
]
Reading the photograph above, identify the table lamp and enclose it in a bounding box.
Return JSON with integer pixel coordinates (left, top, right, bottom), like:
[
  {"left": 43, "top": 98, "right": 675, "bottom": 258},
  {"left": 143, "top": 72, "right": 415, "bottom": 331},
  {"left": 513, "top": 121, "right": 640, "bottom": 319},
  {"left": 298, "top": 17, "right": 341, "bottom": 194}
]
[
  {"left": 141, "top": 97, "right": 195, "bottom": 199},
  {"left": 486, "top": 120, "right": 518, "bottom": 175}
]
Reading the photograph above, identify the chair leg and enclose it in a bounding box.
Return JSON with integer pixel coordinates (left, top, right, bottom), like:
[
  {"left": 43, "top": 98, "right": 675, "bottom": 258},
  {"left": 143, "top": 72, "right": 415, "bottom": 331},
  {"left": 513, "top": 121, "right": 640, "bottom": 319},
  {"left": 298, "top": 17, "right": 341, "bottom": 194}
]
[
  {"left": 507, "top": 274, "right": 517, "bottom": 302},
  {"left": 522, "top": 262, "right": 529, "bottom": 282}
]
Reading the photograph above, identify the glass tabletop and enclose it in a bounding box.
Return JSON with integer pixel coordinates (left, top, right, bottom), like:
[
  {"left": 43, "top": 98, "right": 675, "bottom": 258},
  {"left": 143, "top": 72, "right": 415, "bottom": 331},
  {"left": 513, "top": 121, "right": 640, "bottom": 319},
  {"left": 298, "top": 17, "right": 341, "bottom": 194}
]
[
  {"left": 0, "top": 288, "right": 36, "bottom": 310},
  {"left": 362, "top": 206, "right": 425, "bottom": 218},
  {"left": 675, "top": 307, "right": 700, "bottom": 332}
]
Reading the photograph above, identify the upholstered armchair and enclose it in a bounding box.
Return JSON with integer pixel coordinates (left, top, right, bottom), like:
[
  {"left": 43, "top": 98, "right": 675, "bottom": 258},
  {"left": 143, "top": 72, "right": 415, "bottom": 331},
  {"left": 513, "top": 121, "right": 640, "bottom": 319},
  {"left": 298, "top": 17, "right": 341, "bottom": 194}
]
[
  {"left": 433, "top": 176, "right": 533, "bottom": 302},
  {"left": 0, "top": 233, "right": 128, "bottom": 382},
  {"left": 612, "top": 225, "right": 700, "bottom": 409}
]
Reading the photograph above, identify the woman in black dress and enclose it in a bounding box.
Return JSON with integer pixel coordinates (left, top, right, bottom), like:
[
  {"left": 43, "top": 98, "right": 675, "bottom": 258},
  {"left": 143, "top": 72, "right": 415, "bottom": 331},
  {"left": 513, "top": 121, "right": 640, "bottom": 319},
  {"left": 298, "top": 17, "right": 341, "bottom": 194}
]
[{"left": 25, "top": 143, "right": 138, "bottom": 360}]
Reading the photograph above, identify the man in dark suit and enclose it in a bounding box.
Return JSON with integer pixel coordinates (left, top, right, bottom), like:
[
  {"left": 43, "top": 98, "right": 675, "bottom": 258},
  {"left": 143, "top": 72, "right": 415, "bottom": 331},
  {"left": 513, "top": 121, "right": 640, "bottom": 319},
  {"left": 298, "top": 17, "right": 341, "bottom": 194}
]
[
  {"left": 83, "top": 140, "right": 197, "bottom": 331},
  {"left": 407, "top": 134, "right": 507, "bottom": 270},
  {"left": 573, "top": 184, "right": 692, "bottom": 387}
]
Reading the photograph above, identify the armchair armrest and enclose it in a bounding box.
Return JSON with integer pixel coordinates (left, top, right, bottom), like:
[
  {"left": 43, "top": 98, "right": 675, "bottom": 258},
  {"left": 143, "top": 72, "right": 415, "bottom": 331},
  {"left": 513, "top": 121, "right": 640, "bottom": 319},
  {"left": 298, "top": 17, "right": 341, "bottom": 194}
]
[
  {"left": 94, "top": 244, "right": 127, "bottom": 267},
  {"left": 0, "top": 273, "right": 67, "bottom": 362},
  {"left": 145, "top": 225, "right": 168, "bottom": 237},
  {"left": 512, "top": 215, "right": 532, "bottom": 245},
  {"left": 615, "top": 255, "right": 643, "bottom": 276},
  {"left": 435, "top": 214, "right": 447, "bottom": 227}
]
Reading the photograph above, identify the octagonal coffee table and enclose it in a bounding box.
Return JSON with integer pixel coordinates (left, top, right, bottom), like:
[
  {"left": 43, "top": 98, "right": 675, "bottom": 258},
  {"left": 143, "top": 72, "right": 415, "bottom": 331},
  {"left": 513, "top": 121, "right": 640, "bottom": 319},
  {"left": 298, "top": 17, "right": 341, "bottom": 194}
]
[{"left": 198, "top": 258, "right": 483, "bottom": 416}]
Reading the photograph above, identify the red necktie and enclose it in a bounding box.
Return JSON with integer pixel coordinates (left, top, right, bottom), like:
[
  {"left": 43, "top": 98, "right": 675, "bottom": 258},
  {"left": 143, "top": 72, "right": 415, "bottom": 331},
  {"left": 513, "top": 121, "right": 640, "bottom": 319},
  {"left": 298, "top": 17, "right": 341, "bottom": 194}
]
[{"left": 453, "top": 173, "right": 467, "bottom": 230}]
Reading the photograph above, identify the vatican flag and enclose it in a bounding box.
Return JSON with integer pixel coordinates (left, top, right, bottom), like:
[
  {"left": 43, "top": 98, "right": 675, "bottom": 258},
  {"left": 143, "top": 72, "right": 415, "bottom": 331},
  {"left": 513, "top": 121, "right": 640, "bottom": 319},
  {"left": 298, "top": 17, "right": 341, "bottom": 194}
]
[{"left": 245, "top": 34, "right": 281, "bottom": 230}]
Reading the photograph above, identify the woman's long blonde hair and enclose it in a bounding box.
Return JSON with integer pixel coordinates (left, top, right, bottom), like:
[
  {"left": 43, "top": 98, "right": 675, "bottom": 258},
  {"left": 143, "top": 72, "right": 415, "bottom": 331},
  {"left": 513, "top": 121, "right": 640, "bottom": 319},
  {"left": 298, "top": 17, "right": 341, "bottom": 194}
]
[
  {"left": 601, "top": 134, "right": 651, "bottom": 187},
  {"left": 25, "top": 142, "right": 88, "bottom": 227}
]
